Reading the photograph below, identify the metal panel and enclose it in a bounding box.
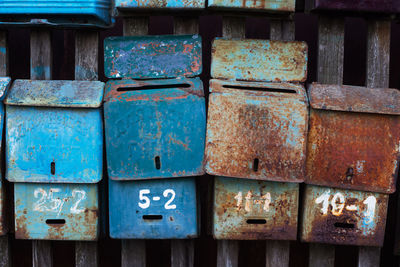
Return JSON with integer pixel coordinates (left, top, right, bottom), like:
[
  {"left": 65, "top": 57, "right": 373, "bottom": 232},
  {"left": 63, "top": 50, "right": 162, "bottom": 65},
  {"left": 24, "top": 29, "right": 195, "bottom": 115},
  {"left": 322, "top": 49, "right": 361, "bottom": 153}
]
[
  {"left": 301, "top": 185, "right": 388, "bottom": 246},
  {"left": 213, "top": 177, "right": 298, "bottom": 240},
  {"left": 0, "top": 102, "right": 6, "bottom": 235},
  {"left": 6, "top": 106, "right": 103, "bottom": 183},
  {"left": 205, "top": 80, "right": 308, "bottom": 182},
  {"left": 0, "top": 0, "right": 113, "bottom": 27},
  {"left": 5, "top": 80, "right": 104, "bottom": 108},
  {"left": 208, "top": 0, "right": 295, "bottom": 12},
  {"left": 0, "top": 77, "right": 11, "bottom": 100},
  {"left": 104, "top": 78, "right": 205, "bottom": 180},
  {"left": 310, "top": 0, "right": 400, "bottom": 13},
  {"left": 109, "top": 178, "right": 198, "bottom": 239},
  {"left": 211, "top": 39, "right": 307, "bottom": 82},
  {"left": 115, "top": 0, "right": 205, "bottom": 9},
  {"left": 14, "top": 183, "right": 99, "bottom": 240},
  {"left": 104, "top": 35, "right": 202, "bottom": 79}
]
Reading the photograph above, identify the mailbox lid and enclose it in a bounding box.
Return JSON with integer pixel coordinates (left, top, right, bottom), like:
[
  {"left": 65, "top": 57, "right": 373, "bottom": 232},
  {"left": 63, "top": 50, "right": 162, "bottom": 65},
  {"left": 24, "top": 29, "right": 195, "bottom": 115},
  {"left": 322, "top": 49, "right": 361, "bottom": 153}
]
[
  {"left": 0, "top": 77, "right": 11, "bottom": 100},
  {"left": 15, "top": 183, "right": 99, "bottom": 240},
  {"left": 213, "top": 177, "right": 298, "bottom": 240},
  {"left": 0, "top": 0, "right": 113, "bottom": 27},
  {"left": 109, "top": 178, "right": 198, "bottom": 239},
  {"left": 104, "top": 78, "right": 206, "bottom": 180},
  {"left": 301, "top": 185, "right": 388, "bottom": 246},
  {"left": 208, "top": 0, "right": 295, "bottom": 12},
  {"left": 310, "top": 0, "right": 400, "bottom": 13},
  {"left": 205, "top": 79, "right": 308, "bottom": 182},
  {"left": 115, "top": 0, "right": 205, "bottom": 9},
  {"left": 306, "top": 83, "right": 400, "bottom": 193},
  {"left": 211, "top": 39, "right": 307, "bottom": 82},
  {"left": 104, "top": 35, "right": 202, "bottom": 79}
]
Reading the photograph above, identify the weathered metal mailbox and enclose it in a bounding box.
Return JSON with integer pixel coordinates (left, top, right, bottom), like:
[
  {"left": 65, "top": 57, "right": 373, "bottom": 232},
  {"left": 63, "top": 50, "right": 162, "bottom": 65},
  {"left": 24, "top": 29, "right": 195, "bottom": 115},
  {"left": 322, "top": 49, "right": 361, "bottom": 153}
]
[
  {"left": 5, "top": 80, "right": 104, "bottom": 240},
  {"left": 208, "top": 0, "right": 295, "bottom": 12},
  {"left": 213, "top": 177, "right": 298, "bottom": 240},
  {"left": 205, "top": 39, "right": 308, "bottom": 182},
  {"left": 305, "top": 0, "right": 400, "bottom": 14},
  {"left": 306, "top": 83, "right": 400, "bottom": 193},
  {"left": 104, "top": 34, "right": 203, "bottom": 238},
  {"left": 0, "top": 0, "right": 113, "bottom": 27},
  {"left": 301, "top": 185, "right": 388, "bottom": 246},
  {"left": 114, "top": 0, "right": 205, "bottom": 12}
]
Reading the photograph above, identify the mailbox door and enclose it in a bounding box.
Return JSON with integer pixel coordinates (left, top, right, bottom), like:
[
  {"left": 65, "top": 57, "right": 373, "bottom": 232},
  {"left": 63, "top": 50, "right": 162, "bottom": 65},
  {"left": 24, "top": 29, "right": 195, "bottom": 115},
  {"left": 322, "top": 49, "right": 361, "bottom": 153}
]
[
  {"left": 310, "top": 0, "right": 400, "bottom": 13},
  {"left": 205, "top": 80, "right": 308, "bottom": 182},
  {"left": 104, "top": 78, "right": 205, "bottom": 180},
  {"left": 109, "top": 178, "right": 198, "bottom": 239},
  {"left": 213, "top": 177, "right": 298, "bottom": 240},
  {"left": 301, "top": 185, "right": 388, "bottom": 246},
  {"left": 14, "top": 183, "right": 99, "bottom": 240},
  {"left": 208, "top": 0, "right": 295, "bottom": 12},
  {"left": 114, "top": 0, "right": 205, "bottom": 9}
]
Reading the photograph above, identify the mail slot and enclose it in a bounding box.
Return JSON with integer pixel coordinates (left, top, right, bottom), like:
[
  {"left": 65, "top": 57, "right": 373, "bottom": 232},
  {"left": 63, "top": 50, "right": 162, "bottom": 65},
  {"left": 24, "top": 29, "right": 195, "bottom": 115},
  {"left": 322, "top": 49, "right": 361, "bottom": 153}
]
[
  {"left": 208, "top": 0, "right": 295, "bottom": 12},
  {"left": 305, "top": 0, "right": 400, "bottom": 14},
  {"left": 306, "top": 83, "right": 400, "bottom": 193},
  {"left": 0, "top": 0, "right": 113, "bottom": 27},
  {"left": 5, "top": 80, "right": 104, "bottom": 240},
  {"left": 213, "top": 177, "right": 298, "bottom": 240},
  {"left": 205, "top": 39, "right": 308, "bottom": 182},
  {"left": 301, "top": 185, "right": 388, "bottom": 246},
  {"left": 114, "top": 0, "right": 205, "bottom": 13}
]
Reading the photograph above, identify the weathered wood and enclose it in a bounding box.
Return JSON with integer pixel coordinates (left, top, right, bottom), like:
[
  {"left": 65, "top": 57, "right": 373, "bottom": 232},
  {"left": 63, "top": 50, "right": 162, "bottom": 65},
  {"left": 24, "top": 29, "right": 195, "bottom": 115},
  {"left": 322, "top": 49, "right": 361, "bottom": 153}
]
[
  {"left": 174, "top": 17, "right": 199, "bottom": 34},
  {"left": 121, "top": 240, "right": 146, "bottom": 267},
  {"left": 270, "top": 20, "right": 295, "bottom": 41},
  {"left": 171, "top": 240, "right": 194, "bottom": 267},
  {"left": 123, "top": 17, "right": 149, "bottom": 36},
  {"left": 265, "top": 240, "right": 289, "bottom": 267},
  {"left": 0, "top": 31, "right": 8, "bottom": 76},
  {"left": 30, "top": 30, "right": 52, "bottom": 80},
  {"left": 75, "top": 31, "right": 99, "bottom": 81},
  {"left": 75, "top": 242, "right": 98, "bottom": 267},
  {"left": 32, "top": 240, "right": 52, "bottom": 267},
  {"left": 357, "top": 247, "right": 380, "bottom": 267},
  {"left": 317, "top": 16, "right": 344, "bottom": 84},
  {"left": 217, "top": 240, "right": 238, "bottom": 267},
  {"left": 0, "top": 236, "right": 10, "bottom": 267},
  {"left": 222, "top": 17, "right": 246, "bottom": 39},
  {"left": 309, "top": 244, "right": 335, "bottom": 267}
]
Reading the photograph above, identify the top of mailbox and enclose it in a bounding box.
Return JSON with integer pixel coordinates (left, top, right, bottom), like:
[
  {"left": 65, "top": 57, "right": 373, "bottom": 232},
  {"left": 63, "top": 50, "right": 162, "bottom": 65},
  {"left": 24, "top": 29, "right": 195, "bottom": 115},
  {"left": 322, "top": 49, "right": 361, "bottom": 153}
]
[
  {"left": 115, "top": 0, "right": 205, "bottom": 9},
  {"left": 211, "top": 39, "right": 307, "bottom": 82},
  {"left": 208, "top": 0, "right": 295, "bottom": 12},
  {"left": 0, "top": 77, "right": 11, "bottom": 101},
  {"left": 104, "top": 35, "right": 202, "bottom": 79},
  {"left": 5, "top": 80, "right": 104, "bottom": 108},
  {"left": 308, "top": 83, "right": 400, "bottom": 115},
  {"left": 310, "top": 0, "right": 400, "bottom": 14}
]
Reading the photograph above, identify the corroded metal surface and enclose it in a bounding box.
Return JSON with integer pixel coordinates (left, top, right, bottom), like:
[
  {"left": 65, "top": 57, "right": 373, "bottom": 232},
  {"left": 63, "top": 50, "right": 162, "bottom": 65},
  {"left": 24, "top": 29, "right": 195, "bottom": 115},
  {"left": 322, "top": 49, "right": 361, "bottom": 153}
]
[
  {"left": 211, "top": 39, "right": 307, "bottom": 82},
  {"left": 104, "top": 35, "right": 202, "bottom": 79},
  {"left": 5, "top": 80, "right": 104, "bottom": 108},
  {"left": 301, "top": 185, "right": 388, "bottom": 246},
  {"left": 309, "top": 0, "right": 400, "bottom": 13},
  {"left": 213, "top": 177, "right": 298, "bottom": 240},
  {"left": 15, "top": 183, "right": 99, "bottom": 240},
  {"left": 205, "top": 80, "right": 308, "bottom": 182},
  {"left": 0, "top": 77, "right": 11, "bottom": 100},
  {"left": 208, "top": 0, "right": 295, "bottom": 12},
  {"left": 306, "top": 83, "right": 400, "bottom": 193},
  {"left": 115, "top": 0, "right": 205, "bottom": 9}
]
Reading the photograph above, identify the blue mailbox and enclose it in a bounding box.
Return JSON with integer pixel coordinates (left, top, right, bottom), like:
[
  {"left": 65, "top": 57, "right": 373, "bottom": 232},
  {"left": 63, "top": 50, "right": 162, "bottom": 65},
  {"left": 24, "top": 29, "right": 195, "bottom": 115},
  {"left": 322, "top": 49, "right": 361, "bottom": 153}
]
[
  {"left": 104, "top": 34, "right": 203, "bottom": 238},
  {"left": 0, "top": 0, "right": 113, "bottom": 27},
  {"left": 114, "top": 0, "right": 205, "bottom": 14},
  {"left": 5, "top": 80, "right": 104, "bottom": 240}
]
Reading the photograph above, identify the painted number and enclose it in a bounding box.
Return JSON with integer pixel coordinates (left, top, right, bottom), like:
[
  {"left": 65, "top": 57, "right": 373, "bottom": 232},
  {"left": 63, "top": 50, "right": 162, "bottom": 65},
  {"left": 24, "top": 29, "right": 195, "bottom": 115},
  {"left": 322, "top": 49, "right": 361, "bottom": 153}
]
[
  {"left": 138, "top": 189, "right": 176, "bottom": 210},
  {"left": 33, "top": 188, "right": 86, "bottom": 216},
  {"left": 234, "top": 191, "right": 271, "bottom": 213}
]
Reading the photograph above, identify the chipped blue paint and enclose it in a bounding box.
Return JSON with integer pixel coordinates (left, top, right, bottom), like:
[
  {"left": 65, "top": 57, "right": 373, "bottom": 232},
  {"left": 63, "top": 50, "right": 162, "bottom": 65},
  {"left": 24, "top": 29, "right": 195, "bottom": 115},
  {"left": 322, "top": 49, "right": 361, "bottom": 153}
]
[
  {"left": 30, "top": 66, "right": 50, "bottom": 81},
  {"left": 0, "top": 0, "right": 113, "bottom": 28},
  {"left": 109, "top": 178, "right": 198, "bottom": 239},
  {"left": 114, "top": 0, "right": 205, "bottom": 10},
  {"left": 208, "top": 0, "right": 294, "bottom": 11}
]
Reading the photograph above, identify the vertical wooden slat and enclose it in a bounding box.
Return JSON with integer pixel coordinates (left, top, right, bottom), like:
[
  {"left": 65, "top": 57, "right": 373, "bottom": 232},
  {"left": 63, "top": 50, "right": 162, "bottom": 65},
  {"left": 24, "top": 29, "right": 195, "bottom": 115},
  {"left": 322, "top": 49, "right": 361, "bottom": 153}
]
[
  {"left": 222, "top": 17, "right": 246, "bottom": 39},
  {"left": 0, "top": 31, "right": 8, "bottom": 76},
  {"left": 0, "top": 236, "right": 10, "bottom": 267},
  {"left": 309, "top": 244, "right": 335, "bottom": 267},
  {"left": 74, "top": 30, "right": 99, "bottom": 267},
  {"left": 121, "top": 16, "right": 149, "bottom": 267},
  {"left": 30, "top": 29, "right": 52, "bottom": 267},
  {"left": 270, "top": 20, "right": 295, "bottom": 41},
  {"left": 173, "top": 17, "right": 199, "bottom": 35}
]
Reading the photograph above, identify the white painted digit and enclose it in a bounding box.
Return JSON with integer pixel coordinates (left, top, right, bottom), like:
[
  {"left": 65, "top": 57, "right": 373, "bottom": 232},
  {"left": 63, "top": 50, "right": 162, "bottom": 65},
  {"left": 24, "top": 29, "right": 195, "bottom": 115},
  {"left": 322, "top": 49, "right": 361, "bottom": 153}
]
[
  {"left": 363, "top": 196, "right": 377, "bottom": 224},
  {"left": 245, "top": 191, "right": 253, "bottom": 212},
  {"left": 331, "top": 192, "right": 345, "bottom": 216},
  {"left": 34, "top": 188, "right": 47, "bottom": 212},
  {"left": 163, "top": 189, "right": 176, "bottom": 210},
  {"left": 262, "top": 193, "right": 271, "bottom": 212},
  {"left": 48, "top": 188, "right": 62, "bottom": 214},
  {"left": 234, "top": 191, "right": 243, "bottom": 211},
  {"left": 315, "top": 190, "right": 330, "bottom": 215},
  {"left": 138, "top": 189, "right": 151, "bottom": 209},
  {"left": 71, "top": 190, "right": 86, "bottom": 214}
]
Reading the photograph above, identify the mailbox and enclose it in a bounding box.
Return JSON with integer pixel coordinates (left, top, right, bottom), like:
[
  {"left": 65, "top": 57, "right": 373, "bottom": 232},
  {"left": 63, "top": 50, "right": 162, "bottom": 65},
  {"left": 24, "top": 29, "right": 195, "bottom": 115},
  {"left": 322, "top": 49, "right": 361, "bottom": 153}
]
[
  {"left": 205, "top": 39, "right": 308, "bottom": 182},
  {"left": 213, "top": 177, "right": 298, "bottom": 240},
  {"left": 0, "top": 0, "right": 113, "bottom": 27},
  {"left": 301, "top": 185, "right": 388, "bottom": 246},
  {"left": 114, "top": 0, "right": 205, "bottom": 12},
  {"left": 208, "top": 0, "right": 295, "bottom": 12},
  {"left": 104, "top": 35, "right": 203, "bottom": 238},
  {"left": 5, "top": 80, "right": 104, "bottom": 240},
  {"left": 305, "top": 0, "right": 400, "bottom": 14},
  {"left": 306, "top": 83, "right": 400, "bottom": 193}
]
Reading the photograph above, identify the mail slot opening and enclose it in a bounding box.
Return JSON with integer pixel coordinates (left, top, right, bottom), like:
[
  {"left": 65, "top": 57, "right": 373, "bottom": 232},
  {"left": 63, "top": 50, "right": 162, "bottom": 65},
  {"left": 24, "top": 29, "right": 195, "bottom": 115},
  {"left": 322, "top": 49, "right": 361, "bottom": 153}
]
[
  {"left": 51, "top": 161, "right": 55, "bottom": 175},
  {"left": 117, "top": 83, "right": 191, "bottom": 91},
  {"left": 334, "top": 222, "right": 355, "bottom": 229},
  {"left": 253, "top": 158, "right": 259, "bottom": 172},
  {"left": 155, "top": 156, "right": 161, "bottom": 170},
  {"left": 246, "top": 219, "right": 266, "bottom": 224},
  {"left": 222, "top": 85, "right": 297, "bottom": 94},
  {"left": 143, "top": 215, "right": 163, "bottom": 220},
  {"left": 46, "top": 219, "right": 65, "bottom": 225}
]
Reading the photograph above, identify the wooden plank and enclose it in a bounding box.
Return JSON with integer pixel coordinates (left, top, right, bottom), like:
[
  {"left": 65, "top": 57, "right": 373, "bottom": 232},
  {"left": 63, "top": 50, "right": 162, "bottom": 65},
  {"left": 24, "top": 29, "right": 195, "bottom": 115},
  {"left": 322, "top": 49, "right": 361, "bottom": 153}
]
[
  {"left": 217, "top": 240, "right": 239, "bottom": 267},
  {"left": 222, "top": 17, "right": 246, "bottom": 39},
  {"left": 265, "top": 240, "right": 289, "bottom": 267},
  {"left": 171, "top": 240, "right": 194, "bottom": 267},
  {"left": 0, "top": 236, "right": 10, "bottom": 267},
  {"left": 123, "top": 17, "right": 149, "bottom": 36},
  {"left": 0, "top": 31, "right": 8, "bottom": 76},
  {"left": 270, "top": 20, "right": 295, "bottom": 41},
  {"left": 30, "top": 29, "right": 52, "bottom": 267},
  {"left": 358, "top": 247, "right": 380, "bottom": 267},
  {"left": 174, "top": 17, "right": 199, "bottom": 34},
  {"left": 74, "top": 30, "right": 99, "bottom": 267},
  {"left": 309, "top": 244, "right": 335, "bottom": 267}
]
